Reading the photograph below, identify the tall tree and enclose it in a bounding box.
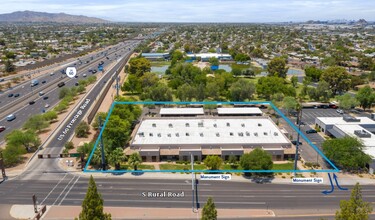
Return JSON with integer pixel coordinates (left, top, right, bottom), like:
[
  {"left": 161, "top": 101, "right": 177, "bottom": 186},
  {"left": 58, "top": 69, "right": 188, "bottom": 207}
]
[
  {"left": 304, "top": 66, "right": 323, "bottom": 82},
  {"left": 282, "top": 96, "right": 298, "bottom": 115},
  {"left": 267, "top": 57, "right": 288, "bottom": 78},
  {"left": 356, "top": 86, "right": 375, "bottom": 110},
  {"left": 201, "top": 197, "right": 217, "bottom": 220},
  {"left": 128, "top": 152, "right": 142, "bottom": 171},
  {"left": 320, "top": 66, "right": 351, "bottom": 95},
  {"left": 322, "top": 136, "right": 372, "bottom": 171},
  {"left": 229, "top": 79, "right": 256, "bottom": 101},
  {"left": 256, "top": 76, "right": 285, "bottom": 99},
  {"left": 128, "top": 57, "right": 151, "bottom": 77},
  {"left": 240, "top": 149, "right": 273, "bottom": 177},
  {"left": 203, "top": 155, "right": 223, "bottom": 170},
  {"left": 337, "top": 93, "right": 359, "bottom": 111},
  {"left": 108, "top": 148, "right": 126, "bottom": 170},
  {"left": 359, "top": 56, "right": 374, "bottom": 71},
  {"left": 77, "top": 176, "right": 111, "bottom": 220},
  {"left": 290, "top": 75, "right": 298, "bottom": 88},
  {"left": 335, "top": 183, "right": 373, "bottom": 220},
  {"left": 4, "top": 59, "right": 15, "bottom": 73}
]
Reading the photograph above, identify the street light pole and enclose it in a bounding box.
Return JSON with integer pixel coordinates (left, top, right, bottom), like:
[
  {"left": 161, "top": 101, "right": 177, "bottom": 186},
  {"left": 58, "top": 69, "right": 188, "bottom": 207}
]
[
  {"left": 294, "top": 101, "right": 303, "bottom": 177},
  {"left": 99, "top": 116, "right": 106, "bottom": 171},
  {"left": 191, "top": 154, "right": 195, "bottom": 212}
]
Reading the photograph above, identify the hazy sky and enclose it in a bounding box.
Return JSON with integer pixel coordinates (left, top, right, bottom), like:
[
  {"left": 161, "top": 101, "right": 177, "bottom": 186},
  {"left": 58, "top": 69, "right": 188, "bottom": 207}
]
[{"left": 1, "top": 0, "right": 375, "bottom": 22}]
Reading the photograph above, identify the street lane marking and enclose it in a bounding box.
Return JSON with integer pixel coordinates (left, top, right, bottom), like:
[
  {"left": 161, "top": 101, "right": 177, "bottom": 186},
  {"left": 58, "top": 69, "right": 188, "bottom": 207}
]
[
  {"left": 40, "top": 173, "right": 67, "bottom": 205},
  {"left": 58, "top": 176, "right": 80, "bottom": 206},
  {"left": 52, "top": 175, "right": 76, "bottom": 206}
]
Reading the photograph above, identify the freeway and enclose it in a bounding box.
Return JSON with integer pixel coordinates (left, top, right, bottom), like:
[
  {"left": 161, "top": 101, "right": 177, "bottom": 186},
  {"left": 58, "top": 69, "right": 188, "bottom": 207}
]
[
  {"left": 14, "top": 40, "right": 139, "bottom": 181},
  {"left": 0, "top": 40, "right": 139, "bottom": 141},
  {"left": 0, "top": 175, "right": 374, "bottom": 219}
]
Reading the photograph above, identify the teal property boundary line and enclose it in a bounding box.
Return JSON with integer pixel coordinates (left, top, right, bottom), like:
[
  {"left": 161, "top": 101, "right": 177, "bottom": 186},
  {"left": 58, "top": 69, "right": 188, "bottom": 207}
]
[{"left": 84, "top": 101, "right": 340, "bottom": 173}]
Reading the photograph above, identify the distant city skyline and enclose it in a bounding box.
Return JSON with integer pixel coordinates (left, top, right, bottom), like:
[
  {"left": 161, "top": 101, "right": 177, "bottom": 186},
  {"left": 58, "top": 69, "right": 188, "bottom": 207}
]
[{"left": 1, "top": 0, "right": 375, "bottom": 22}]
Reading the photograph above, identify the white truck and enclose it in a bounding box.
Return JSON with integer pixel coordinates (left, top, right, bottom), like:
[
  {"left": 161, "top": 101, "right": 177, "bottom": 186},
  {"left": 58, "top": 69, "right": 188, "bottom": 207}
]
[{"left": 31, "top": 79, "right": 39, "bottom": 87}]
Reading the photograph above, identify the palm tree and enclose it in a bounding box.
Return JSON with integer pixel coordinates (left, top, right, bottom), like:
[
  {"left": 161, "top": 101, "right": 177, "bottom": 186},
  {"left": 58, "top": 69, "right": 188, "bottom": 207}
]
[
  {"left": 128, "top": 152, "right": 142, "bottom": 171},
  {"left": 108, "top": 148, "right": 126, "bottom": 170}
]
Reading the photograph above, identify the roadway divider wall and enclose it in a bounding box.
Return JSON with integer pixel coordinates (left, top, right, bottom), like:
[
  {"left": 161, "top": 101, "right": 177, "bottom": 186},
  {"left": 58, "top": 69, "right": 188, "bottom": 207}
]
[{"left": 86, "top": 53, "right": 132, "bottom": 124}]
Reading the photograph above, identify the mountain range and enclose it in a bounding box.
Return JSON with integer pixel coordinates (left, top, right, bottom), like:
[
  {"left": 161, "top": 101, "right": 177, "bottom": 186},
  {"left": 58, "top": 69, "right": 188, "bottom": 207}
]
[{"left": 0, "top": 11, "right": 109, "bottom": 23}]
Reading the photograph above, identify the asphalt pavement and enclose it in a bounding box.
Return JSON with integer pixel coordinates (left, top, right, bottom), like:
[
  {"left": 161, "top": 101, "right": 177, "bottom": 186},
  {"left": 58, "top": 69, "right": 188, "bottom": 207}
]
[
  {"left": 1, "top": 175, "right": 374, "bottom": 218},
  {"left": 0, "top": 40, "right": 139, "bottom": 141}
]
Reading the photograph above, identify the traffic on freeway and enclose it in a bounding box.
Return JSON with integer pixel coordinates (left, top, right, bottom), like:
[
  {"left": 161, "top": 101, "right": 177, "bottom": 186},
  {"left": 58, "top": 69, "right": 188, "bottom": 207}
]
[{"left": 0, "top": 40, "right": 140, "bottom": 141}]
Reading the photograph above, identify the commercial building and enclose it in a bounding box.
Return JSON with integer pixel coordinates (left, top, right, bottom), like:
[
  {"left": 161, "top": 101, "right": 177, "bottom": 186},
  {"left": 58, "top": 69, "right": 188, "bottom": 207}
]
[
  {"left": 315, "top": 116, "right": 375, "bottom": 173},
  {"left": 128, "top": 110, "right": 294, "bottom": 162},
  {"left": 141, "top": 53, "right": 170, "bottom": 61},
  {"left": 186, "top": 53, "right": 232, "bottom": 62}
]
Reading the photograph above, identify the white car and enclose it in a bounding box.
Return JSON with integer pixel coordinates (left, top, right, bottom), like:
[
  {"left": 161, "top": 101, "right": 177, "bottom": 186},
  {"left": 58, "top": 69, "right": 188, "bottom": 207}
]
[
  {"left": 83, "top": 74, "right": 87, "bottom": 77},
  {"left": 336, "top": 109, "right": 344, "bottom": 114},
  {"left": 45, "top": 104, "right": 50, "bottom": 108}
]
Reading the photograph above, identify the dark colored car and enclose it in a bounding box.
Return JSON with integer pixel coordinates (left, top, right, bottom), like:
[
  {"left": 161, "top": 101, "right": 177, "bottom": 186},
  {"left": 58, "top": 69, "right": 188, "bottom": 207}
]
[
  {"left": 291, "top": 140, "right": 302, "bottom": 145},
  {"left": 43, "top": 96, "right": 49, "bottom": 100},
  {"left": 75, "top": 82, "right": 79, "bottom": 86},
  {"left": 92, "top": 70, "right": 97, "bottom": 73},
  {"left": 14, "top": 93, "right": 20, "bottom": 97},
  {"left": 42, "top": 80, "right": 47, "bottom": 84},
  {"left": 0, "top": 126, "right": 5, "bottom": 132},
  {"left": 57, "top": 82, "right": 65, "bottom": 87},
  {"left": 8, "top": 93, "right": 14, "bottom": 97},
  {"left": 306, "top": 129, "right": 317, "bottom": 134},
  {"left": 29, "top": 100, "right": 35, "bottom": 105}
]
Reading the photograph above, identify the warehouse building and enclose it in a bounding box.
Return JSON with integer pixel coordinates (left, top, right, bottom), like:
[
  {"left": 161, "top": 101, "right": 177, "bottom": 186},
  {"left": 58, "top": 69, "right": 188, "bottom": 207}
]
[
  {"left": 128, "top": 116, "right": 293, "bottom": 162},
  {"left": 315, "top": 116, "right": 375, "bottom": 173}
]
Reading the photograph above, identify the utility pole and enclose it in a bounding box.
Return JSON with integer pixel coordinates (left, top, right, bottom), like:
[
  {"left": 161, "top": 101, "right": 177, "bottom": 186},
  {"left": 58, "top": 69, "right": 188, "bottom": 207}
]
[
  {"left": 99, "top": 116, "right": 106, "bottom": 171},
  {"left": 294, "top": 101, "right": 303, "bottom": 177},
  {"left": 191, "top": 154, "right": 195, "bottom": 212}
]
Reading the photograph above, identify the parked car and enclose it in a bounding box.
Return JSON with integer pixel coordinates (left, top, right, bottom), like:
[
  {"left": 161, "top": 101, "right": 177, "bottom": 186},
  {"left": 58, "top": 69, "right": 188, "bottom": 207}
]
[
  {"left": 42, "top": 80, "right": 47, "bottom": 84},
  {"left": 50, "top": 72, "right": 55, "bottom": 76},
  {"left": 43, "top": 96, "right": 49, "bottom": 100},
  {"left": 39, "top": 91, "right": 44, "bottom": 96},
  {"left": 45, "top": 104, "right": 50, "bottom": 108},
  {"left": 8, "top": 93, "right": 14, "bottom": 97},
  {"left": 291, "top": 140, "right": 302, "bottom": 145},
  {"left": 336, "top": 109, "right": 344, "bottom": 114},
  {"left": 306, "top": 129, "right": 317, "bottom": 134},
  {"left": 0, "top": 126, "right": 6, "bottom": 132},
  {"left": 83, "top": 74, "right": 87, "bottom": 77},
  {"left": 29, "top": 100, "right": 35, "bottom": 105},
  {"left": 92, "top": 70, "right": 97, "bottom": 74},
  {"left": 75, "top": 82, "right": 79, "bottom": 86},
  {"left": 14, "top": 93, "right": 20, "bottom": 97},
  {"left": 6, "top": 114, "right": 16, "bottom": 121}
]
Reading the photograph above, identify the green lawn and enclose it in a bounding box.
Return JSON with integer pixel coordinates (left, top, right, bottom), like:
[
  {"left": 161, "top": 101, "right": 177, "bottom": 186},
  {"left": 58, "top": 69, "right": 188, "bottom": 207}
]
[
  {"left": 272, "top": 163, "right": 295, "bottom": 170},
  {"left": 159, "top": 163, "right": 207, "bottom": 170},
  {"left": 150, "top": 61, "right": 171, "bottom": 67},
  {"left": 138, "top": 164, "right": 155, "bottom": 170}
]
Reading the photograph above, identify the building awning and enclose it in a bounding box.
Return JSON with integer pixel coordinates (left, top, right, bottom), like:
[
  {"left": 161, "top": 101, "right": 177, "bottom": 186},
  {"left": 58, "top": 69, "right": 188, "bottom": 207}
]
[
  {"left": 202, "top": 149, "right": 222, "bottom": 155},
  {"left": 327, "top": 128, "right": 345, "bottom": 138}
]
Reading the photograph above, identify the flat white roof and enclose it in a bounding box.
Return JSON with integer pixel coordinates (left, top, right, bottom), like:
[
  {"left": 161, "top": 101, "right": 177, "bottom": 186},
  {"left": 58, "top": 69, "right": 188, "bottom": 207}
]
[
  {"left": 186, "top": 53, "right": 232, "bottom": 59},
  {"left": 160, "top": 108, "right": 204, "bottom": 115},
  {"left": 316, "top": 117, "right": 375, "bottom": 125},
  {"left": 334, "top": 124, "right": 375, "bottom": 158},
  {"left": 132, "top": 118, "right": 290, "bottom": 146},
  {"left": 217, "top": 107, "right": 262, "bottom": 115}
]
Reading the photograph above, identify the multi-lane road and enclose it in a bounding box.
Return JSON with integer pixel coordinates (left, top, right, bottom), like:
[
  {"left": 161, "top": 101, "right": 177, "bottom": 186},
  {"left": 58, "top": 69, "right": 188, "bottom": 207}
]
[
  {"left": 0, "top": 174, "right": 374, "bottom": 219},
  {"left": 0, "top": 40, "right": 139, "bottom": 141}
]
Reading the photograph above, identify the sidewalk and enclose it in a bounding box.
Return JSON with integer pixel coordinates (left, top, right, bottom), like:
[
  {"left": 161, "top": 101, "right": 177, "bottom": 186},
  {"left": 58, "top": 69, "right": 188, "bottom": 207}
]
[{"left": 9, "top": 205, "right": 274, "bottom": 219}]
